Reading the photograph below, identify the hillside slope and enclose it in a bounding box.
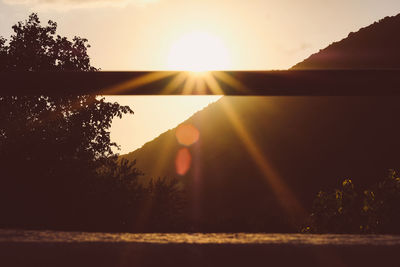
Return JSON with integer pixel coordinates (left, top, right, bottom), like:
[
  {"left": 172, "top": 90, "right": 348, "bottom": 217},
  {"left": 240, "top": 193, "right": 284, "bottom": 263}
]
[
  {"left": 123, "top": 14, "right": 400, "bottom": 232},
  {"left": 292, "top": 14, "right": 400, "bottom": 69}
]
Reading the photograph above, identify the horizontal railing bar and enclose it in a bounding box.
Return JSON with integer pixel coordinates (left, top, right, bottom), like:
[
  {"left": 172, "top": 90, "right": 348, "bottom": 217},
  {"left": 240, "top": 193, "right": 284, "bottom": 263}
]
[{"left": 1, "top": 70, "right": 400, "bottom": 96}]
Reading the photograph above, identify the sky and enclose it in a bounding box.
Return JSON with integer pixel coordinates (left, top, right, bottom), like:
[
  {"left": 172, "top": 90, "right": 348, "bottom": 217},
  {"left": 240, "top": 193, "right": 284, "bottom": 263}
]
[{"left": 1, "top": 0, "right": 400, "bottom": 153}]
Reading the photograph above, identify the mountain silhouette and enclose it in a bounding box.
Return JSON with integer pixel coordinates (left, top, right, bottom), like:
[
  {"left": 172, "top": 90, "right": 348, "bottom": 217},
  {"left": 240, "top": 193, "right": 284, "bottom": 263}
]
[
  {"left": 123, "top": 13, "right": 400, "bottom": 232},
  {"left": 292, "top": 13, "right": 400, "bottom": 69}
]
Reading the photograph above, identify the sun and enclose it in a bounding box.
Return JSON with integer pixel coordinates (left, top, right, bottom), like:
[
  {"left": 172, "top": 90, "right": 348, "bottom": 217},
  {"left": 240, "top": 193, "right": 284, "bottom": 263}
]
[{"left": 167, "top": 31, "right": 231, "bottom": 72}]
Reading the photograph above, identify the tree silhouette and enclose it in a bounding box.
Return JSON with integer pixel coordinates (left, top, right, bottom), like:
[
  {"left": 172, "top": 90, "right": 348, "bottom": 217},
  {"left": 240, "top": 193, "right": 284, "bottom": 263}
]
[
  {"left": 145, "top": 177, "right": 187, "bottom": 231},
  {"left": 0, "top": 13, "right": 134, "bottom": 230},
  {"left": 0, "top": 13, "right": 96, "bottom": 71},
  {"left": 0, "top": 14, "right": 189, "bottom": 232}
]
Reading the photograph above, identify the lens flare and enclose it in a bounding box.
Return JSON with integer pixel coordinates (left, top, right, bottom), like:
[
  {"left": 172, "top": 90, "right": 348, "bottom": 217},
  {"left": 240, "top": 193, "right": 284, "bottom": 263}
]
[
  {"left": 175, "top": 147, "right": 192, "bottom": 175},
  {"left": 176, "top": 123, "right": 200, "bottom": 146}
]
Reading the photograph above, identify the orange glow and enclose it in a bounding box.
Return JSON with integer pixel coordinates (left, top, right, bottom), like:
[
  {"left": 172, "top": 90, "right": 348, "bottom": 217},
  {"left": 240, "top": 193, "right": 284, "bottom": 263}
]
[
  {"left": 167, "top": 31, "right": 231, "bottom": 71},
  {"left": 175, "top": 147, "right": 192, "bottom": 175},
  {"left": 176, "top": 123, "right": 200, "bottom": 146}
]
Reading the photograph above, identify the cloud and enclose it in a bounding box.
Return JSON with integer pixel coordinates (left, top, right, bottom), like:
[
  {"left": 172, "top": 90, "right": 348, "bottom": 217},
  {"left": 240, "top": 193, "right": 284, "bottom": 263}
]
[{"left": 2, "top": 0, "right": 159, "bottom": 9}]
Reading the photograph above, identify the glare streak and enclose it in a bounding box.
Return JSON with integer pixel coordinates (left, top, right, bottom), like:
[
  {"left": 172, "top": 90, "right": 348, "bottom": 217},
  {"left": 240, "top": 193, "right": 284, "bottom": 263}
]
[
  {"left": 162, "top": 72, "right": 187, "bottom": 94},
  {"left": 213, "top": 71, "right": 247, "bottom": 94},
  {"left": 182, "top": 75, "right": 197, "bottom": 95},
  {"left": 101, "top": 72, "right": 175, "bottom": 95},
  {"left": 204, "top": 74, "right": 306, "bottom": 223}
]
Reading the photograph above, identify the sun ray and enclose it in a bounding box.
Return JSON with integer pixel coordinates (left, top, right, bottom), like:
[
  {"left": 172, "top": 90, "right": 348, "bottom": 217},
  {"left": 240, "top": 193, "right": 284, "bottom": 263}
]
[
  {"left": 203, "top": 72, "right": 225, "bottom": 95},
  {"left": 213, "top": 71, "right": 248, "bottom": 94},
  {"left": 182, "top": 74, "right": 197, "bottom": 95},
  {"left": 101, "top": 72, "right": 175, "bottom": 95},
  {"left": 194, "top": 75, "right": 207, "bottom": 94},
  {"left": 162, "top": 72, "right": 188, "bottom": 94},
  {"left": 203, "top": 74, "right": 306, "bottom": 223}
]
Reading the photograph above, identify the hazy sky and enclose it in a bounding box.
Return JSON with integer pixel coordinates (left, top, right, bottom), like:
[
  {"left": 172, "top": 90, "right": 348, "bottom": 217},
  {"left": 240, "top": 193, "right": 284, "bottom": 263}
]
[{"left": 1, "top": 0, "right": 400, "bottom": 153}]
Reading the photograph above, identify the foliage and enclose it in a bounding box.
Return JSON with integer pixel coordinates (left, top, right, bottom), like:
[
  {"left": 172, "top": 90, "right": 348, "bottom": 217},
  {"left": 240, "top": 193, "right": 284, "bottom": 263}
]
[
  {"left": 82, "top": 159, "right": 186, "bottom": 232},
  {"left": 302, "top": 170, "right": 400, "bottom": 234},
  {"left": 0, "top": 13, "right": 96, "bottom": 71},
  {"left": 0, "top": 13, "right": 186, "bottom": 232},
  {"left": 0, "top": 13, "right": 132, "bottom": 162},
  {"left": 363, "top": 169, "right": 400, "bottom": 233},
  {"left": 145, "top": 177, "right": 187, "bottom": 231}
]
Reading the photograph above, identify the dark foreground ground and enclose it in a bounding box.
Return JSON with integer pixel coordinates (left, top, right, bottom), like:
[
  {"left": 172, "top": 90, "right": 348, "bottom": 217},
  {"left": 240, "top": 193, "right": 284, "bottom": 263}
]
[
  {"left": 3, "top": 242, "right": 400, "bottom": 267},
  {"left": 1, "top": 230, "right": 400, "bottom": 267}
]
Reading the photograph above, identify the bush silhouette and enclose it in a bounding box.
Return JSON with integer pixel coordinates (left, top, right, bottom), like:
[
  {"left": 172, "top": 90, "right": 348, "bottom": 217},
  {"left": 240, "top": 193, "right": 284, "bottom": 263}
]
[{"left": 303, "top": 169, "right": 400, "bottom": 234}]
